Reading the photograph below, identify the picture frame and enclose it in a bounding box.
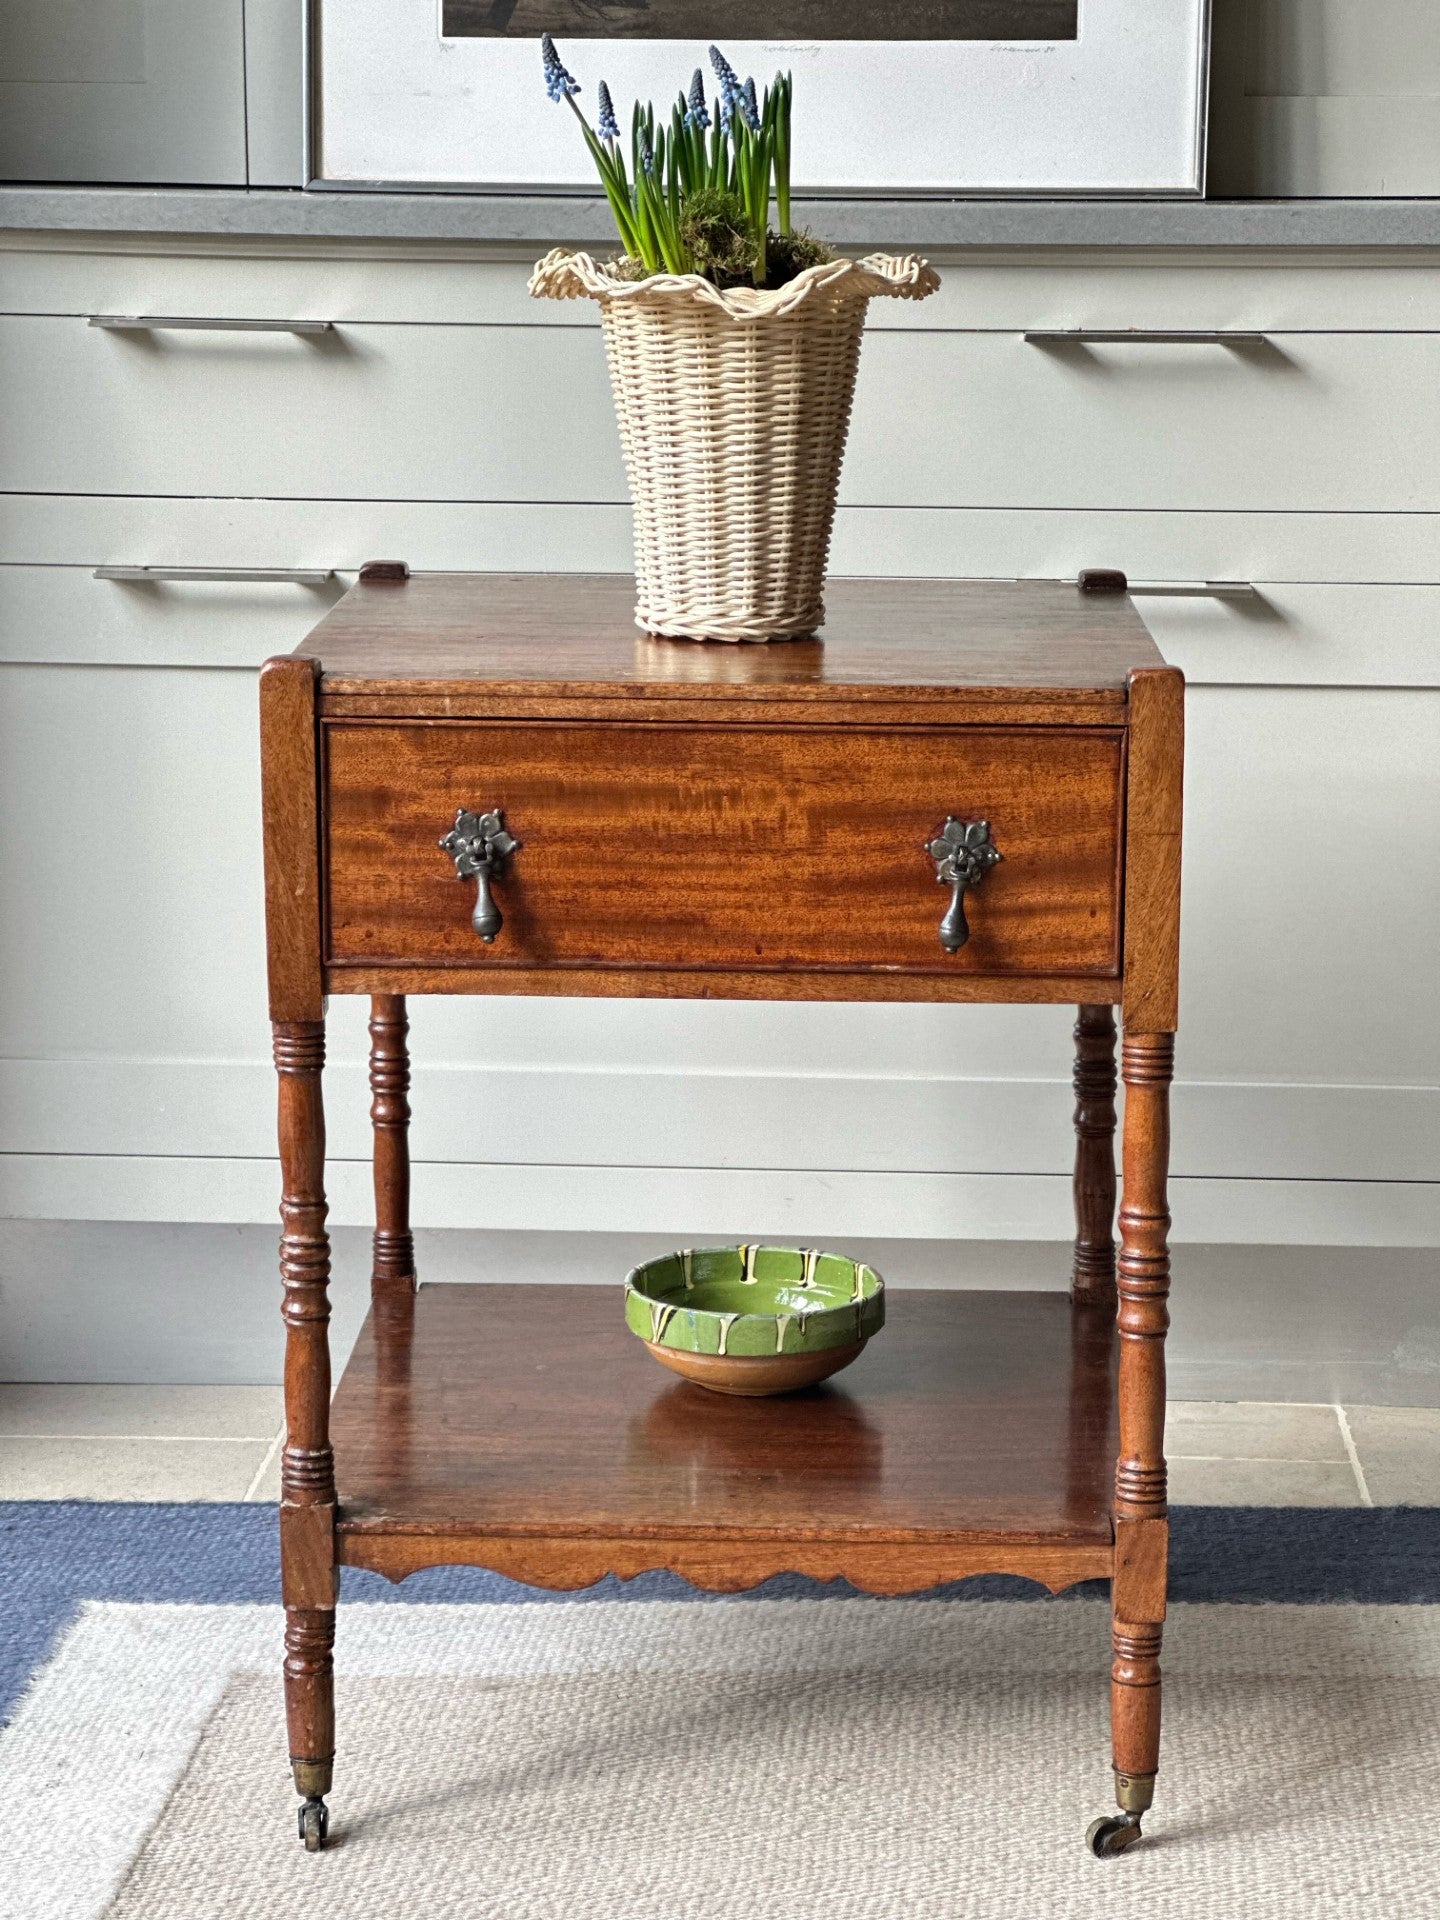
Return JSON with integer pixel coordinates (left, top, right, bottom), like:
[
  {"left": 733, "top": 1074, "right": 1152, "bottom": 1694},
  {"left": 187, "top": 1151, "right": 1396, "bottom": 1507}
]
[{"left": 312, "top": 0, "right": 1212, "bottom": 197}]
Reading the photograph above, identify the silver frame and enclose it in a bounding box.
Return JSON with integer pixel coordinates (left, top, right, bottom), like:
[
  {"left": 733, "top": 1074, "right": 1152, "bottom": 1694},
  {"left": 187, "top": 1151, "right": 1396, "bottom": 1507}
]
[{"left": 305, "top": 0, "right": 1212, "bottom": 200}]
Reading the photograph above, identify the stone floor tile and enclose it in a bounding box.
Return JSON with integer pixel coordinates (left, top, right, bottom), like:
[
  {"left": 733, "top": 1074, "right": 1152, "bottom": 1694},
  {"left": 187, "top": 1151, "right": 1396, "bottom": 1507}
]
[
  {"left": 1166, "top": 1401, "right": 1346, "bottom": 1463},
  {"left": 0, "top": 1383, "right": 284, "bottom": 1441},
  {"left": 0, "top": 1436, "right": 274, "bottom": 1501},
  {"left": 1343, "top": 1405, "right": 1440, "bottom": 1506},
  {"left": 1167, "top": 1455, "right": 1363, "bottom": 1508}
]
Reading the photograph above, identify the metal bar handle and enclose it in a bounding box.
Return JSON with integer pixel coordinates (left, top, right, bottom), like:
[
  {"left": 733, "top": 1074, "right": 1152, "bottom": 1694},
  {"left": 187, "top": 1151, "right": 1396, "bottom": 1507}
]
[
  {"left": 1126, "top": 581, "right": 1257, "bottom": 599},
  {"left": 1024, "top": 329, "right": 1267, "bottom": 345},
  {"left": 94, "top": 566, "right": 335, "bottom": 585},
  {"left": 88, "top": 315, "right": 333, "bottom": 334},
  {"left": 1076, "top": 570, "right": 1255, "bottom": 601}
]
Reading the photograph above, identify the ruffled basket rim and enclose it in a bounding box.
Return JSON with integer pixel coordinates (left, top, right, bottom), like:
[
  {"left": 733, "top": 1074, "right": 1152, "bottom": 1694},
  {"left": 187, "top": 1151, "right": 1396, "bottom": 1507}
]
[{"left": 528, "top": 247, "right": 940, "bottom": 320}]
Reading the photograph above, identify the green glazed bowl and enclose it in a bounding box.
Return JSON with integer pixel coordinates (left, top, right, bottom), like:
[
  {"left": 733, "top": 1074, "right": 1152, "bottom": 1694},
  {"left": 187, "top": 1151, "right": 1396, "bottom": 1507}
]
[{"left": 624, "top": 1245, "right": 885, "bottom": 1396}]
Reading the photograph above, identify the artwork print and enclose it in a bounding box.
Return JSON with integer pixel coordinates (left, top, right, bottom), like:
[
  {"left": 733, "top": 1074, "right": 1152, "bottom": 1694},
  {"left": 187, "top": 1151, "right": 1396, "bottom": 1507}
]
[
  {"left": 442, "top": 2, "right": 1078, "bottom": 36},
  {"left": 317, "top": 0, "right": 1209, "bottom": 195}
]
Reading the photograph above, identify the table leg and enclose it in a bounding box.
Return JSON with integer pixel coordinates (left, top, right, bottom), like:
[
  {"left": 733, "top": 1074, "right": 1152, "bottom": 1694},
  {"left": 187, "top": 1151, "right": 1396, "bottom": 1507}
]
[
  {"left": 1090, "top": 1028, "right": 1173, "bottom": 1857},
  {"left": 369, "top": 995, "right": 416, "bottom": 1307},
  {"left": 274, "top": 1018, "right": 337, "bottom": 1852},
  {"left": 1070, "top": 1004, "right": 1118, "bottom": 1304}
]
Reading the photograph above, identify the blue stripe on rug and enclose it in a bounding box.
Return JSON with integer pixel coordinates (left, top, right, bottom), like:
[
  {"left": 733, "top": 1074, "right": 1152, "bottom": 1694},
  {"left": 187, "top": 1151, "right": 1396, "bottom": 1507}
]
[{"left": 4, "top": 1502, "right": 1438, "bottom": 1728}]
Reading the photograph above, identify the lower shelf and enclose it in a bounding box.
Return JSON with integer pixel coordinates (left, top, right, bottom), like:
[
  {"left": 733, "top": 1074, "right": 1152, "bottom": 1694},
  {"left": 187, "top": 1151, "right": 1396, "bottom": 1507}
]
[{"left": 331, "top": 1284, "right": 1119, "bottom": 1594}]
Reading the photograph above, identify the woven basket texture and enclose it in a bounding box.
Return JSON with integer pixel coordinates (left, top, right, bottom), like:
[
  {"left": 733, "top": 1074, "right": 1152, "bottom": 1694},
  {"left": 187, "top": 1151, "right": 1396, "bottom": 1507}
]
[{"left": 530, "top": 251, "right": 941, "bottom": 641}]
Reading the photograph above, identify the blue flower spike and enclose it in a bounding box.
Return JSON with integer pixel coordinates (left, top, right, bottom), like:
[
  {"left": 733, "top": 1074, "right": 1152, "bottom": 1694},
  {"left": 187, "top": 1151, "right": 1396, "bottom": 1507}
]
[
  {"left": 596, "top": 79, "right": 620, "bottom": 143},
  {"left": 685, "top": 69, "right": 711, "bottom": 132},
  {"left": 541, "top": 33, "right": 581, "bottom": 104},
  {"left": 740, "top": 77, "right": 761, "bottom": 132},
  {"left": 709, "top": 43, "right": 742, "bottom": 128},
  {"left": 639, "top": 129, "right": 655, "bottom": 174}
]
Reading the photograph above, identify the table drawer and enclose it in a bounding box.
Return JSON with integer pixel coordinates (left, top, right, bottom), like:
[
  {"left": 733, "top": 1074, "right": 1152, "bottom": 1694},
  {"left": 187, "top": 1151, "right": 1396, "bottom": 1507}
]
[{"left": 323, "top": 722, "right": 1124, "bottom": 978}]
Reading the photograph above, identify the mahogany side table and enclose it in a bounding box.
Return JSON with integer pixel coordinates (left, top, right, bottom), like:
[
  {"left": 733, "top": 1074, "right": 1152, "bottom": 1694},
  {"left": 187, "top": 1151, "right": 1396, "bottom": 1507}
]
[{"left": 260, "top": 570, "right": 1183, "bottom": 1856}]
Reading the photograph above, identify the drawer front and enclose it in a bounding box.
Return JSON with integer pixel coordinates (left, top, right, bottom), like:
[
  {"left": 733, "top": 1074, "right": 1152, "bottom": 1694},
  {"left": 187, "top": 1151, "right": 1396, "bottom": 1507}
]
[
  {"left": 324, "top": 722, "right": 1123, "bottom": 977},
  {"left": 851, "top": 331, "right": 1440, "bottom": 516},
  {"left": 0, "top": 315, "right": 625, "bottom": 506},
  {"left": 4, "top": 312, "right": 1438, "bottom": 512},
  {"left": 5, "top": 496, "right": 1438, "bottom": 684},
  {"left": 0, "top": 563, "right": 346, "bottom": 668}
]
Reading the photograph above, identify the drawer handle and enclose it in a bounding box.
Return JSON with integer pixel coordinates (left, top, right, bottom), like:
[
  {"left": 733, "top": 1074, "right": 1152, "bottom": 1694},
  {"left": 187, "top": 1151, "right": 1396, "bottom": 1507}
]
[
  {"left": 88, "top": 314, "right": 333, "bottom": 334},
  {"left": 1126, "top": 580, "right": 1256, "bottom": 599},
  {"left": 95, "top": 566, "right": 334, "bottom": 585},
  {"left": 928, "top": 818, "right": 1003, "bottom": 954},
  {"left": 1023, "top": 329, "right": 1267, "bottom": 345},
  {"left": 440, "top": 808, "right": 521, "bottom": 945}
]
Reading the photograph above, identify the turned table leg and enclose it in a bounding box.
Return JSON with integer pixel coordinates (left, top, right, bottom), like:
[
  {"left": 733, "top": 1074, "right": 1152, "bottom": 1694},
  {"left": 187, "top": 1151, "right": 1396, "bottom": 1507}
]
[
  {"left": 274, "top": 1019, "right": 337, "bottom": 1852},
  {"left": 369, "top": 995, "right": 416, "bottom": 1308},
  {"left": 1091, "top": 1028, "right": 1173, "bottom": 1857},
  {"left": 1070, "top": 1005, "right": 1118, "bottom": 1304}
]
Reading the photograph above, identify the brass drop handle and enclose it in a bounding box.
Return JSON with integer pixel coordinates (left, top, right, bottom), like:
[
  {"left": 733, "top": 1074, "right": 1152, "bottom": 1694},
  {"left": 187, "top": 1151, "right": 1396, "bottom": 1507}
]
[
  {"left": 439, "top": 808, "right": 521, "bottom": 944},
  {"left": 927, "top": 817, "right": 1003, "bottom": 953}
]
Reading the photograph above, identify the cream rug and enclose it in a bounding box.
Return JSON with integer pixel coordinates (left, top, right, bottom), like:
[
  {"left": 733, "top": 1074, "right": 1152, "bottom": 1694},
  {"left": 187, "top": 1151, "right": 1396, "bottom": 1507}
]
[{"left": 5, "top": 1599, "right": 1440, "bottom": 1918}]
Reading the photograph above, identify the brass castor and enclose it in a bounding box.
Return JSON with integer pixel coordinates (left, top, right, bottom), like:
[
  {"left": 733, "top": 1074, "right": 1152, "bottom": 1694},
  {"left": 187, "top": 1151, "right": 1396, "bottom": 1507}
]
[
  {"left": 298, "top": 1796, "right": 329, "bottom": 1852},
  {"left": 1086, "top": 1813, "right": 1143, "bottom": 1857}
]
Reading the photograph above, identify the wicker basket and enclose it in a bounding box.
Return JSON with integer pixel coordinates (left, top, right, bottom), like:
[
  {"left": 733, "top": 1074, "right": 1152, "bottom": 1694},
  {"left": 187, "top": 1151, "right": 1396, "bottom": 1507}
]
[{"left": 529, "top": 250, "right": 940, "bottom": 642}]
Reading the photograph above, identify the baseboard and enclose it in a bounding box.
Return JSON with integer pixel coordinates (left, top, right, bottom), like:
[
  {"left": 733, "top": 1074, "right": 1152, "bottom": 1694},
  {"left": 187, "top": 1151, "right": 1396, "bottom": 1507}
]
[
  {"left": 1, "top": 1152, "right": 1435, "bottom": 1247},
  {"left": 2, "top": 1223, "right": 1437, "bottom": 1401},
  {"left": 3, "top": 1059, "right": 1435, "bottom": 1185}
]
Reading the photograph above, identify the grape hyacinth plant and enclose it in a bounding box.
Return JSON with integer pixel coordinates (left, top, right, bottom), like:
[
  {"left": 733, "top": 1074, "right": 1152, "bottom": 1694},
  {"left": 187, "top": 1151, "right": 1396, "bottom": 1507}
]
[{"left": 539, "top": 35, "right": 819, "bottom": 291}]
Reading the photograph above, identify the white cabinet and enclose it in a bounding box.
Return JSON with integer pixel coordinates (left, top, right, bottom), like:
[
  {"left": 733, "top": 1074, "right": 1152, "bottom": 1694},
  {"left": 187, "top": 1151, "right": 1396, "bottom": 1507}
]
[{"left": 0, "top": 237, "right": 1435, "bottom": 1264}]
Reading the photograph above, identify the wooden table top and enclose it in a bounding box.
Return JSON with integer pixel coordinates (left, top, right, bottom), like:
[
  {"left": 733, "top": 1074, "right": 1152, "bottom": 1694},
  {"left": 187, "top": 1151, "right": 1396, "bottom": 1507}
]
[{"left": 301, "top": 572, "right": 1163, "bottom": 706}]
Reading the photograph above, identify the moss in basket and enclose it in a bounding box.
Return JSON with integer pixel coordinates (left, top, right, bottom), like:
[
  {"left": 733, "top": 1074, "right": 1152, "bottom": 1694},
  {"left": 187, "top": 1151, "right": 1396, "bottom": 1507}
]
[
  {"left": 679, "top": 187, "right": 758, "bottom": 288},
  {"left": 766, "top": 227, "right": 835, "bottom": 286},
  {"left": 609, "top": 211, "right": 832, "bottom": 291},
  {"left": 539, "top": 35, "right": 833, "bottom": 292}
]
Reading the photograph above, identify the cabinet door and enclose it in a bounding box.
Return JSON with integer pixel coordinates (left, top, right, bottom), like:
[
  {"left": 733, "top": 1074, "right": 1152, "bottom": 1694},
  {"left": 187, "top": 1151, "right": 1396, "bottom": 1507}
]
[{"left": 0, "top": 0, "right": 246, "bottom": 184}]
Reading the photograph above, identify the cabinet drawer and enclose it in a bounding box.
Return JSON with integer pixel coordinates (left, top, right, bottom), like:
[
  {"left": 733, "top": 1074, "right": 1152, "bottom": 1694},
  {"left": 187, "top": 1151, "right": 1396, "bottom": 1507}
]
[
  {"left": 851, "top": 331, "right": 1440, "bottom": 516},
  {"left": 323, "top": 722, "right": 1124, "bottom": 978},
  {"left": 0, "top": 316, "right": 624, "bottom": 506},
  {"left": 4, "top": 313, "right": 1438, "bottom": 512},
  {"left": 0, "top": 563, "right": 346, "bottom": 667}
]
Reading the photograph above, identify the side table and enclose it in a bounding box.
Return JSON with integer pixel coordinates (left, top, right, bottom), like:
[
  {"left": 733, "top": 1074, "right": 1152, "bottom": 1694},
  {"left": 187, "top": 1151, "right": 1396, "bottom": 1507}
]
[{"left": 260, "top": 570, "right": 1183, "bottom": 1855}]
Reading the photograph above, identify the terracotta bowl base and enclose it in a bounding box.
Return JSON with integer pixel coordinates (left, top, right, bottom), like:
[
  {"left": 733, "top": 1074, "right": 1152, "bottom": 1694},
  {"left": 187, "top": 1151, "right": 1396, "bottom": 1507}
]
[{"left": 643, "top": 1339, "right": 867, "bottom": 1397}]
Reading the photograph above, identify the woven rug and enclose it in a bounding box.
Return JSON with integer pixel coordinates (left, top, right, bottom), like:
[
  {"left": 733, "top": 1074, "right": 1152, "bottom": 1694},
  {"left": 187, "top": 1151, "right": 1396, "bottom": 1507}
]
[{"left": 4, "top": 1507, "right": 1440, "bottom": 1919}]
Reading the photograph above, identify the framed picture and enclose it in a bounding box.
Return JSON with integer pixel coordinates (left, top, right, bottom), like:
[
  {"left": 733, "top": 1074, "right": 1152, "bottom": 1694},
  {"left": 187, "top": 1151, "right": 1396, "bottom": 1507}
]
[{"left": 312, "top": 0, "right": 1212, "bottom": 196}]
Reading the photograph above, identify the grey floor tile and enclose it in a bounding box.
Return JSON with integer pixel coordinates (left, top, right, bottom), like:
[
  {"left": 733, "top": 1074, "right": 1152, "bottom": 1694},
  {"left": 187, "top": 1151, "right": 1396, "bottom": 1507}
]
[
  {"left": 0, "top": 1436, "right": 274, "bottom": 1501},
  {"left": 1167, "top": 1455, "right": 1363, "bottom": 1508},
  {"left": 1166, "top": 1401, "right": 1346, "bottom": 1463},
  {"left": 243, "top": 1431, "right": 285, "bottom": 1502},
  {"left": 0, "top": 1383, "right": 284, "bottom": 1441},
  {"left": 1343, "top": 1405, "right": 1440, "bottom": 1506}
]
